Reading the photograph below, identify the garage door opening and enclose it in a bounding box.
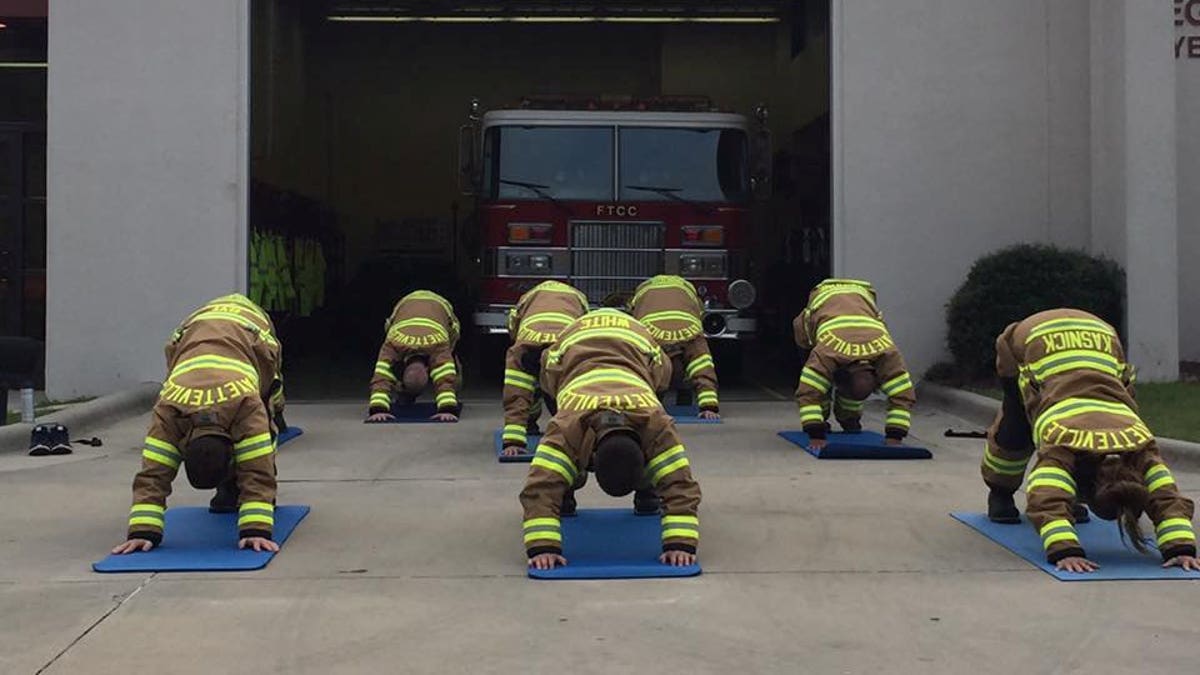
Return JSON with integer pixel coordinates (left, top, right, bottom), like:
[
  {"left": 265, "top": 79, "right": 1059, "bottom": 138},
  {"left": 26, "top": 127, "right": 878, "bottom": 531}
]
[{"left": 249, "top": 1, "right": 832, "bottom": 399}]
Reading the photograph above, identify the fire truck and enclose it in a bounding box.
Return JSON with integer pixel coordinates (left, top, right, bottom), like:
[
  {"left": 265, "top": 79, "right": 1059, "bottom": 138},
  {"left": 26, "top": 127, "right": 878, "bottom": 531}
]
[{"left": 458, "top": 95, "right": 770, "bottom": 344}]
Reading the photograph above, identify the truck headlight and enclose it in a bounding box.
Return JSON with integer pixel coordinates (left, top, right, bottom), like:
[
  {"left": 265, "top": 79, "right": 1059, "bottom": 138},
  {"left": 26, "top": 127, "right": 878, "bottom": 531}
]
[
  {"left": 679, "top": 253, "right": 726, "bottom": 278},
  {"left": 502, "top": 249, "right": 559, "bottom": 276},
  {"left": 728, "top": 279, "right": 757, "bottom": 310}
]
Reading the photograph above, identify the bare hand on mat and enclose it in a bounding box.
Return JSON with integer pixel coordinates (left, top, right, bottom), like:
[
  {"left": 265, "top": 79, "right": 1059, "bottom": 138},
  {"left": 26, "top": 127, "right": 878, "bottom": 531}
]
[
  {"left": 1055, "top": 556, "right": 1100, "bottom": 573},
  {"left": 698, "top": 410, "right": 720, "bottom": 420},
  {"left": 660, "top": 550, "right": 696, "bottom": 566},
  {"left": 431, "top": 413, "right": 459, "bottom": 423},
  {"left": 884, "top": 438, "right": 903, "bottom": 446},
  {"left": 1162, "top": 555, "right": 1200, "bottom": 571},
  {"left": 111, "top": 538, "right": 154, "bottom": 555},
  {"left": 528, "top": 553, "right": 567, "bottom": 570},
  {"left": 808, "top": 438, "right": 827, "bottom": 451},
  {"left": 502, "top": 445, "right": 529, "bottom": 457},
  {"left": 366, "top": 412, "right": 395, "bottom": 423},
  {"left": 239, "top": 537, "right": 279, "bottom": 553}
]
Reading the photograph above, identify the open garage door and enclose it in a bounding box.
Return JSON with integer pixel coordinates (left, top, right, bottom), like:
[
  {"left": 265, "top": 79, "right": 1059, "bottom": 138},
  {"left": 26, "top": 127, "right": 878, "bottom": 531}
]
[{"left": 250, "top": 0, "right": 831, "bottom": 398}]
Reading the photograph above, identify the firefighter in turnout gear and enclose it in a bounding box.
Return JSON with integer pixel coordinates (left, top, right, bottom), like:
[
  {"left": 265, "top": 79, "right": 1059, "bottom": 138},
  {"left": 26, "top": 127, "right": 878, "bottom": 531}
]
[
  {"left": 629, "top": 275, "right": 720, "bottom": 419},
  {"left": 520, "top": 309, "right": 703, "bottom": 570},
  {"left": 366, "top": 291, "right": 462, "bottom": 423},
  {"left": 980, "top": 309, "right": 1198, "bottom": 573},
  {"left": 112, "top": 294, "right": 283, "bottom": 555},
  {"left": 792, "top": 279, "right": 916, "bottom": 450},
  {"left": 501, "top": 281, "right": 589, "bottom": 456}
]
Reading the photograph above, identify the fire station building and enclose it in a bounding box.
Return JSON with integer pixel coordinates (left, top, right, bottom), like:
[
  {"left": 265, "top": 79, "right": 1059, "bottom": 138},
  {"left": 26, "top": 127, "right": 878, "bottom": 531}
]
[{"left": 14, "top": 0, "right": 1197, "bottom": 396}]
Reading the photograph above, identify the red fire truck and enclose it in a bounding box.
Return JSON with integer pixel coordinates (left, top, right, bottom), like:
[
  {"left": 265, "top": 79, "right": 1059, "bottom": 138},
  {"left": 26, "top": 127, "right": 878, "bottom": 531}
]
[{"left": 458, "top": 95, "right": 769, "bottom": 343}]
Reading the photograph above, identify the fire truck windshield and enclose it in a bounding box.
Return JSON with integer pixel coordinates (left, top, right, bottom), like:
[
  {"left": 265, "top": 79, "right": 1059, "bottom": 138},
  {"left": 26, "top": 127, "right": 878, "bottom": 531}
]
[{"left": 483, "top": 125, "right": 750, "bottom": 203}]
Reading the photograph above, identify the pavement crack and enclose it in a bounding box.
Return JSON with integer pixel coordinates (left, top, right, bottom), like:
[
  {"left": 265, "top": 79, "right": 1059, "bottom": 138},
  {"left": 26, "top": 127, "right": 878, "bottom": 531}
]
[{"left": 35, "top": 574, "right": 156, "bottom": 674}]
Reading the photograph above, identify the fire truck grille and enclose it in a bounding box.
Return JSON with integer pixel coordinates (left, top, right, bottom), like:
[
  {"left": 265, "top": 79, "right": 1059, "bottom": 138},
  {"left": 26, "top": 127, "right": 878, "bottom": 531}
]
[{"left": 570, "top": 221, "right": 664, "bottom": 303}]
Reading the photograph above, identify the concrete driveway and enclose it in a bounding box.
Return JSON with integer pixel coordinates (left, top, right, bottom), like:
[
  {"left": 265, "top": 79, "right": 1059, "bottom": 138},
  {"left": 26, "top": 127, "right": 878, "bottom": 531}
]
[{"left": 0, "top": 398, "right": 1195, "bottom": 674}]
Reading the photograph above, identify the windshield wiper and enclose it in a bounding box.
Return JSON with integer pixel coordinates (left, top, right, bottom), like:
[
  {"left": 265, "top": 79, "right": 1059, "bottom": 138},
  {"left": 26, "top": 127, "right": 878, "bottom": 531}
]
[
  {"left": 499, "top": 178, "right": 572, "bottom": 216},
  {"left": 624, "top": 185, "right": 713, "bottom": 214}
]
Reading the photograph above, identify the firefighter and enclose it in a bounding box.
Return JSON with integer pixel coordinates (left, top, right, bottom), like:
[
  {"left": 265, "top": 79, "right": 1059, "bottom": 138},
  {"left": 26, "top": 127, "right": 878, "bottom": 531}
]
[
  {"left": 792, "top": 278, "right": 916, "bottom": 449},
  {"left": 111, "top": 293, "right": 283, "bottom": 554},
  {"left": 980, "top": 309, "right": 1198, "bottom": 573},
  {"left": 519, "top": 308, "right": 702, "bottom": 570},
  {"left": 501, "top": 280, "right": 590, "bottom": 456},
  {"left": 628, "top": 275, "right": 720, "bottom": 420},
  {"left": 366, "top": 290, "right": 461, "bottom": 423}
]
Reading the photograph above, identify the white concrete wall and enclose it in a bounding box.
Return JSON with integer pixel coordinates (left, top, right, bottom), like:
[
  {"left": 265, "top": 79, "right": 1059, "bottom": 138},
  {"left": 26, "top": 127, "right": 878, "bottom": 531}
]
[
  {"left": 1176, "top": 13, "right": 1200, "bottom": 362},
  {"left": 833, "top": 0, "right": 1092, "bottom": 375},
  {"left": 46, "top": 0, "right": 249, "bottom": 397}
]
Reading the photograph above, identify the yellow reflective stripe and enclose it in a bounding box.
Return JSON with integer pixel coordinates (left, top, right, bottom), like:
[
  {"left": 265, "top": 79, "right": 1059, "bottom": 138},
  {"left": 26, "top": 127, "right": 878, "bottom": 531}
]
[
  {"left": 524, "top": 311, "right": 580, "bottom": 326},
  {"left": 642, "top": 310, "right": 702, "bottom": 326},
  {"left": 170, "top": 355, "right": 261, "bottom": 383},
  {"left": 1028, "top": 349, "right": 1122, "bottom": 380},
  {"left": 502, "top": 424, "right": 527, "bottom": 443},
  {"left": 525, "top": 514, "right": 561, "bottom": 540},
  {"left": 799, "top": 367, "right": 831, "bottom": 394},
  {"left": 1025, "top": 318, "right": 1115, "bottom": 343},
  {"left": 523, "top": 516, "right": 563, "bottom": 543},
  {"left": 809, "top": 284, "right": 876, "bottom": 311},
  {"left": 142, "top": 436, "right": 182, "bottom": 468},
  {"left": 885, "top": 409, "right": 911, "bottom": 428},
  {"left": 648, "top": 447, "right": 690, "bottom": 484},
  {"left": 1038, "top": 519, "right": 1079, "bottom": 550},
  {"left": 186, "top": 311, "right": 278, "bottom": 346},
  {"left": 561, "top": 368, "right": 653, "bottom": 395},
  {"left": 129, "top": 517, "right": 166, "bottom": 527},
  {"left": 435, "top": 391, "right": 458, "bottom": 405},
  {"left": 554, "top": 327, "right": 659, "bottom": 357},
  {"left": 1028, "top": 467, "right": 1077, "bottom": 494},
  {"left": 1143, "top": 464, "right": 1175, "bottom": 490},
  {"left": 531, "top": 443, "right": 577, "bottom": 482},
  {"left": 880, "top": 373, "right": 913, "bottom": 396},
  {"left": 398, "top": 291, "right": 457, "bottom": 324},
  {"left": 696, "top": 391, "right": 718, "bottom": 405},
  {"left": 798, "top": 404, "right": 825, "bottom": 423},
  {"left": 390, "top": 316, "right": 449, "bottom": 336},
  {"left": 686, "top": 355, "right": 715, "bottom": 378},
  {"left": 370, "top": 392, "right": 391, "bottom": 405},
  {"left": 632, "top": 276, "right": 700, "bottom": 307},
  {"left": 816, "top": 316, "right": 886, "bottom": 335},
  {"left": 234, "top": 432, "right": 272, "bottom": 449},
  {"left": 238, "top": 502, "right": 274, "bottom": 526},
  {"left": 144, "top": 436, "right": 180, "bottom": 456},
  {"left": 983, "top": 445, "right": 1028, "bottom": 476},
  {"left": 1155, "top": 518, "right": 1195, "bottom": 546},
  {"left": 662, "top": 529, "right": 699, "bottom": 541},
  {"left": 504, "top": 377, "right": 536, "bottom": 391},
  {"left": 209, "top": 294, "right": 271, "bottom": 323},
  {"left": 1032, "top": 398, "right": 1142, "bottom": 441},
  {"left": 130, "top": 503, "right": 165, "bottom": 514},
  {"left": 374, "top": 361, "right": 396, "bottom": 381},
  {"left": 431, "top": 362, "right": 457, "bottom": 382}
]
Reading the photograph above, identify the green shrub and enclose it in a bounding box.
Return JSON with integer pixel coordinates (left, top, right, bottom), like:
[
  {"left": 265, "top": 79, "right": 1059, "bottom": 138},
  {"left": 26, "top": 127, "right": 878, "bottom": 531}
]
[{"left": 946, "top": 244, "right": 1124, "bottom": 378}]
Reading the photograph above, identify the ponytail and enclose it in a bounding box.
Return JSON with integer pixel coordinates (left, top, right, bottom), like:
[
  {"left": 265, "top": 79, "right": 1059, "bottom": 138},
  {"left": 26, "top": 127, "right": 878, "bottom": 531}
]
[{"left": 1091, "top": 454, "right": 1150, "bottom": 554}]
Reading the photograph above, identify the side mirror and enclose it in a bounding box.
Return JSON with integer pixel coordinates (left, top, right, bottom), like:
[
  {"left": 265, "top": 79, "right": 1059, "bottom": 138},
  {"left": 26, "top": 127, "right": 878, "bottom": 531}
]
[
  {"left": 750, "top": 127, "right": 772, "bottom": 200},
  {"left": 458, "top": 124, "right": 480, "bottom": 196}
]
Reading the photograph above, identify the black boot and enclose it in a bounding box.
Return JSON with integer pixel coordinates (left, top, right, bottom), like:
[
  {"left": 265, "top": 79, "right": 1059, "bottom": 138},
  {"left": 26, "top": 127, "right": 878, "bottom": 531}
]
[
  {"left": 28, "top": 424, "right": 52, "bottom": 456},
  {"left": 839, "top": 418, "right": 863, "bottom": 434},
  {"left": 633, "top": 489, "right": 661, "bottom": 516},
  {"left": 1072, "top": 501, "right": 1091, "bottom": 524},
  {"left": 209, "top": 477, "right": 240, "bottom": 514},
  {"left": 987, "top": 488, "right": 1021, "bottom": 524},
  {"left": 560, "top": 490, "right": 577, "bottom": 518},
  {"left": 525, "top": 420, "right": 541, "bottom": 438},
  {"left": 675, "top": 389, "right": 693, "bottom": 407}
]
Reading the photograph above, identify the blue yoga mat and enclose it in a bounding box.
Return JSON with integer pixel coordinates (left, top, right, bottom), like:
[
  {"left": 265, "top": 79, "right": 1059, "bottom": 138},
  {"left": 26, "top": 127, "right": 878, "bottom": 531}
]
[
  {"left": 277, "top": 426, "right": 303, "bottom": 446},
  {"left": 529, "top": 508, "right": 701, "bottom": 580},
  {"left": 93, "top": 505, "right": 310, "bottom": 573},
  {"left": 363, "top": 401, "right": 462, "bottom": 424},
  {"left": 951, "top": 512, "right": 1200, "bottom": 581},
  {"left": 777, "top": 430, "right": 932, "bottom": 459},
  {"left": 494, "top": 429, "right": 539, "bottom": 463},
  {"left": 665, "top": 404, "right": 721, "bottom": 425}
]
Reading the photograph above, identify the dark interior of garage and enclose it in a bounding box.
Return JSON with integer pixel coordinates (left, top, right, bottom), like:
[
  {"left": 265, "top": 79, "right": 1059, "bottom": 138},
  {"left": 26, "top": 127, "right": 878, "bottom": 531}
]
[{"left": 249, "top": 1, "right": 832, "bottom": 400}]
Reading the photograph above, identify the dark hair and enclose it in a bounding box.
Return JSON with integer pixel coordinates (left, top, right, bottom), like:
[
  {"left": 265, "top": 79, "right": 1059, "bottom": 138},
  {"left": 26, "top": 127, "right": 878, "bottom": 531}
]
[
  {"left": 1090, "top": 454, "right": 1150, "bottom": 554},
  {"left": 594, "top": 432, "right": 643, "bottom": 497},
  {"left": 834, "top": 369, "right": 877, "bottom": 401},
  {"left": 184, "top": 435, "right": 234, "bottom": 489}
]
